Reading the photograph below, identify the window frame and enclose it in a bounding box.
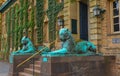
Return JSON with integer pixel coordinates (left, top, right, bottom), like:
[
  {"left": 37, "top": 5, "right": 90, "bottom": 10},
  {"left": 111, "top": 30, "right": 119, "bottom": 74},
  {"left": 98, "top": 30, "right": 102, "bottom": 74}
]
[{"left": 110, "top": 0, "right": 120, "bottom": 33}]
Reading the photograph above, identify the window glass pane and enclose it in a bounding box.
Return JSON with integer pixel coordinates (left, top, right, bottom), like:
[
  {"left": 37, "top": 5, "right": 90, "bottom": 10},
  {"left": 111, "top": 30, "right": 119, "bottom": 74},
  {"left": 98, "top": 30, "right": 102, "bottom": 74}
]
[
  {"left": 113, "top": 1, "right": 116, "bottom": 8},
  {"left": 113, "top": 9, "right": 119, "bottom": 16},
  {"left": 113, "top": 1, "right": 120, "bottom": 32},
  {"left": 114, "top": 24, "right": 119, "bottom": 32},
  {"left": 114, "top": 17, "right": 119, "bottom": 24},
  {"left": 71, "top": 19, "right": 77, "bottom": 34}
]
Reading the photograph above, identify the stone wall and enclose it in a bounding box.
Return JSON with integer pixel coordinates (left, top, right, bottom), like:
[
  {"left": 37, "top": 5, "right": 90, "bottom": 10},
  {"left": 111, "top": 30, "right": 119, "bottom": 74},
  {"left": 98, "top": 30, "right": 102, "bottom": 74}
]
[
  {"left": 9, "top": 55, "right": 119, "bottom": 76},
  {"left": 0, "top": 13, "right": 2, "bottom": 50},
  {"left": 98, "top": 0, "right": 120, "bottom": 55},
  {"left": 88, "top": 0, "right": 120, "bottom": 75},
  {"left": 40, "top": 56, "right": 107, "bottom": 76},
  {"left": 89, "top": 0, "right": 102, "bottom": 52},
  {"left": 9, "top": 55, "right": 40, "bottom": 76}
]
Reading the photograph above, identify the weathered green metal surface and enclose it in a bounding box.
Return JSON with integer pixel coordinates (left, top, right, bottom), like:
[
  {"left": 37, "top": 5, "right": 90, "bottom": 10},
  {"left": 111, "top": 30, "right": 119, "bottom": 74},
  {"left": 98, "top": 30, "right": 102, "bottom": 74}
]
[
  {"left": 42, "top": 28, "right": 98, "bottom": 57},
  {"left": 9, "top": 36, "right": 36, "bottom": 63}
]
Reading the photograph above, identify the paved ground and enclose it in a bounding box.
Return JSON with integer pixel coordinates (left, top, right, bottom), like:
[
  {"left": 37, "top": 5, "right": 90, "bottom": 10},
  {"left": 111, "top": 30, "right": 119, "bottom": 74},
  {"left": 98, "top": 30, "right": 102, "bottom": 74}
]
[{"left": 0, "top": 61, "right": 10, "bottom": 76}]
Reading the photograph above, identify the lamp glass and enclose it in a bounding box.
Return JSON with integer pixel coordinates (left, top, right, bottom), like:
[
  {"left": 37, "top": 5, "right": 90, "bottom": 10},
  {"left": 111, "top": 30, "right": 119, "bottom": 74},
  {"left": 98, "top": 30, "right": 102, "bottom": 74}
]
[
  {"left": 93, "top": 6, "right": 101, "bottom": 16},
  {"left": 115, "top": 0, "right": 119, "bottom": 10},
  {"left": 58, "top": 18, "right": 63, "bottom": 26}
]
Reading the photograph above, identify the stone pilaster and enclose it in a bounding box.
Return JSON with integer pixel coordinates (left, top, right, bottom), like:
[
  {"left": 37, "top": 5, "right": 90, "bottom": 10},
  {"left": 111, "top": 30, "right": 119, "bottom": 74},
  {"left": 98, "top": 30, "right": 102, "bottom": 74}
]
[
  {"left": 89, "top": 0, "right": 102, "bottom": 52},
  {"left": 64, "top": 0, "right": 71, "bottom": 29}
]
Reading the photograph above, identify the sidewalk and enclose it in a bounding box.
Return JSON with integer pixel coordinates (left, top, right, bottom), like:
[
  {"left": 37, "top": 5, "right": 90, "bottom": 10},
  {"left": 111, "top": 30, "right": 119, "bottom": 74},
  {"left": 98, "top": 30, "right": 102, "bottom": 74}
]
[{"left": 0, "top": 61, "right": 10, "bottom": 76}]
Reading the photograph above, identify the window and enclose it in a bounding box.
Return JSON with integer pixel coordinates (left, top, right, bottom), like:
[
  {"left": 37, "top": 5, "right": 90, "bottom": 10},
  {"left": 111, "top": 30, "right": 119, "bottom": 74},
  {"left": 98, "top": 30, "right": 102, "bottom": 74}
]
[
  {"left": 71, "top": 19, "right": 77, "bottom": 34},
  {"left": 111, "top": 0, "right": 120, "bottom": 32}
]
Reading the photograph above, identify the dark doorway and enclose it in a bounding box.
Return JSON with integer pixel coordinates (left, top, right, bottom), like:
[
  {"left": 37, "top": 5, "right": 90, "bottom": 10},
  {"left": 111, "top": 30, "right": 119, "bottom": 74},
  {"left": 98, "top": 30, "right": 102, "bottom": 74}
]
[{"left": 79, "top": 2, "right": 88, "bottom": 41}]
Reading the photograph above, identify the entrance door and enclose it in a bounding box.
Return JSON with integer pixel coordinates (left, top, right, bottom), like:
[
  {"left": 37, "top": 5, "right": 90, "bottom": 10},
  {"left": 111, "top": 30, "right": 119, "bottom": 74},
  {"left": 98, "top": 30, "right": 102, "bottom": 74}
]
[{"left": 79, "top": 2, "right": 88, "bottom": 41}]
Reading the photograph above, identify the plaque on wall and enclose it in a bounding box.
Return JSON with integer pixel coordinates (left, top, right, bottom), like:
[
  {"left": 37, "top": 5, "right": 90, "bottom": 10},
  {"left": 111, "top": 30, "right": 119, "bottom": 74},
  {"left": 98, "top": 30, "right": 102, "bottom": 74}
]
[{"left": 112, "top": 38, "right": 120, "bottom": 44}]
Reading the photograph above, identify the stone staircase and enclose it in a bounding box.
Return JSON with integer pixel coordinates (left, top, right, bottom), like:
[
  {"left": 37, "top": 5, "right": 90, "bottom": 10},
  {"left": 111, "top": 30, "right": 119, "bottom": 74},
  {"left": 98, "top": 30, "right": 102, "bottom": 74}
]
[
  {"left": 19, "top": 60, "right": 41, "bottom": 76},
  {"left": 18, "top": 42, "right": 62, "bottom": 76}
]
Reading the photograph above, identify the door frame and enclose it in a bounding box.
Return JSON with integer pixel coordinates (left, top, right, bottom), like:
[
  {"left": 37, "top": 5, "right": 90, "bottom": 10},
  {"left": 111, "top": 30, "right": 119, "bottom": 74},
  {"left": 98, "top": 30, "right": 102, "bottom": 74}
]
[{"left": 78, "top": 1, "right": 89, "bottom": 41}]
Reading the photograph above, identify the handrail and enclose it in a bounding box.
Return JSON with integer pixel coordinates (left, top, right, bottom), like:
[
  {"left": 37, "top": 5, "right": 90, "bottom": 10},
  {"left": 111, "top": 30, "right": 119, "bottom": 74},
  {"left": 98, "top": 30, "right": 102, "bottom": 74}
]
[
  {"left": 17, "top": 40, "right": 56, "bottom": 68},
  {"left": 17, "top": 47, "right": 47, "bottom": 68}
]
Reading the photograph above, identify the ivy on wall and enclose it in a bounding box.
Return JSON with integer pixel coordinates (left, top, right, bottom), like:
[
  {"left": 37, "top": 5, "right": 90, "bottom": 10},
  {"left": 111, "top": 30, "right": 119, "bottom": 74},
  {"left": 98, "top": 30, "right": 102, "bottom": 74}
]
[
  {"left": 47, "top": 0, "right": 64, "bottom": 48},
  {"left": 19, "top": 0, "right": 24, "bottom": 27},
  {"left": 15, "top": 4, "right": 19, "bottom": 50},
  {"left": 4, "top": 0, "right": 36, "bottom": 51},
  {"left": 24, "top": 0, "right": 29, "bottom": 34},
  {"left": 6, "top": 10, "right": 11, "bottom": 51},
  {"left": 29, "top": 2, "right": 35, "bottom": 28},
  {"left": 19, "top": 0, "right": 24, "bottom": 48},
  {"left": 29, "top": 1, "right": 35, "bottom": 41},
  {"left": 5, "top": 5, "right": 20, "bottom": 51},
  {"left": 0, "top": 14, "right": 1, "bottom": 50},
  {"left": 36, "top": 0, "right": 44, "bottom": 44},
  {"left": 11, "top": 7, "right": 15, "bottom": 49},
  {"left": 4, "top": 0, "right": 63, "bottom": 51}
]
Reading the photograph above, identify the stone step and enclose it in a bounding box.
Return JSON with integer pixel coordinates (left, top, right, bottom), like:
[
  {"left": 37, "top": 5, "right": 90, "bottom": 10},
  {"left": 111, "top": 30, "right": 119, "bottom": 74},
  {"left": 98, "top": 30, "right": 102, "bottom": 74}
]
[
  {"left": 24, "top": 68, "right": 40, "bottom": 76},
  {"left": 35, "top": 61, "right": 41, "bottom": 65},
  {"left": 29, "top": 64, "right": 41, "bottom": 70},
  {"left": 19, "top": 72, "right": 33, "bottom": 76}
]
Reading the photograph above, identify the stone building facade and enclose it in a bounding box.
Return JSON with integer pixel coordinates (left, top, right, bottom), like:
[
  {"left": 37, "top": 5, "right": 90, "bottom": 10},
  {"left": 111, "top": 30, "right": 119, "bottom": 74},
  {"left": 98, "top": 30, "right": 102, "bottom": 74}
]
[{"left": 0, "top": 0, "right": 120, "bottom": 75}]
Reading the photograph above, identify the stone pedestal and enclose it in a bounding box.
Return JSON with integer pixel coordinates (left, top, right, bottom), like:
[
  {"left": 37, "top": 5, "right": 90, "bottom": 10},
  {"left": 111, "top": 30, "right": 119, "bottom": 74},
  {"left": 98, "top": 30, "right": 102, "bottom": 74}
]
[
  {"left": 9, "top": 55, "right": 40, "bottom": 76},
  {"left": 40, "top": 56, "right": 106, "bottom": 76}
]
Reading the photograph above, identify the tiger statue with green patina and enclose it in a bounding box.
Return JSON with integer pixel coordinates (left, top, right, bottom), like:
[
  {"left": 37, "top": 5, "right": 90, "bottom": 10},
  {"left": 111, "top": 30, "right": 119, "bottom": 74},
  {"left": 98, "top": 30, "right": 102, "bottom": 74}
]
[
  {"left": 42, "top": 28, "right": 97, "bottom": 56},
  {"left": 9, "top": 36, "right": 36, "bottom": 63}
]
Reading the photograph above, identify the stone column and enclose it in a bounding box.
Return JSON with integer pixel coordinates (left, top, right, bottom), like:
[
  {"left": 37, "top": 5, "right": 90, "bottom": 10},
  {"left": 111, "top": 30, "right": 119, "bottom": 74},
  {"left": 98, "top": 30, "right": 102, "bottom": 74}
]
[
  {"left": 64, "top": 0, "right": 71, "bottom": 30},
  {"left": 89, "top": 0, "right": 102, "bottom": 52}
]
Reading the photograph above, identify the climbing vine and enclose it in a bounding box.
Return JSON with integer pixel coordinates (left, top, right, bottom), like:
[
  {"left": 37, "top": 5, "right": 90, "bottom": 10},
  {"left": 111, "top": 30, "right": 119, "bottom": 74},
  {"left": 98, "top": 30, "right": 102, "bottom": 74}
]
[
  {"left": 4, "top": 0, "right": 64, "bottom": 51},
  {"left": 6, "top": 10, "right": 11, "bottom": 51},
  {"left": 36, "top": 0, "right": 44, "bottom": 44},
  {"left": 19, "top": 0, "right": 24, "bottom": 48},
  {"left": 29, "top": 1, "right": 35, "bottom": 41},
  {"left": 0, "top": 14, "right": 1, "bottom": 52},
  {"left": 11, "top": 7, "right": 15, "bottom": 49},
  {"left": 47, "top": 0, "right": 63, "bottom": 48},
  {"left": 19, "top": 0, "right": 24, "bottom": 27},
  {"left": 4, "top": 0, "right": 35, "bottom": 51},
  {"left": 24, "top": 0, "right": 29, "bottom": 33},
  {"left": 15, "top": 4, "right": 19, "bottom": 50},
  {"left": 29, "top": 2, "right": 35, "bottom": 28}
]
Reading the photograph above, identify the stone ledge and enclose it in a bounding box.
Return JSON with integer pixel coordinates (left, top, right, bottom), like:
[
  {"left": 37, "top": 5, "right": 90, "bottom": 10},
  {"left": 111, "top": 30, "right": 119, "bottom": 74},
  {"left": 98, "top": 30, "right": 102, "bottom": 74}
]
[
  {"left": 9, "top": 55, "right": 40, "bottom": 76},
  {"left": 40, "top": 56, "right": 107, "bottom": 76}
]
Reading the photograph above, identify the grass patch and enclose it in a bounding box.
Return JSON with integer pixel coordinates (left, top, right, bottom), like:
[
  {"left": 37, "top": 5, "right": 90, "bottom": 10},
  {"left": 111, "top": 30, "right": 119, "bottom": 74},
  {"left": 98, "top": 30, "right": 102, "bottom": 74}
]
[{"left": 0, "top": 58, "right": 3, "bottom": 61}]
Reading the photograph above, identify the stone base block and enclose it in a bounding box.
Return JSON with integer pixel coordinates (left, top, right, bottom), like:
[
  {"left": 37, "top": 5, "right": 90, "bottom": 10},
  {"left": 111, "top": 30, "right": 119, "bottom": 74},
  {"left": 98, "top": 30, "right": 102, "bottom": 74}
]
[
  {"left": 9, "top": 55, "right": 39, "bottom": 76},
  {"left": 40, "top": 56, "right": 106, "bottom": 76}
]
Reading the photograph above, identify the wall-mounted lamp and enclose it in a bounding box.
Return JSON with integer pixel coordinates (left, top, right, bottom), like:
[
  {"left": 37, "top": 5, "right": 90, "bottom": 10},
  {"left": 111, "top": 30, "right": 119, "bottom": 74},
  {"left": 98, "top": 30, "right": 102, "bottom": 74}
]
[
  {"left": 57, "top": 17, "right": 64, "bottom": 28},
  {"left": 115, "top": 0, "right": 119, "bottom": 10},
  {"left": 93, "top": 5, "right": 106, "bottom": 20}
]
